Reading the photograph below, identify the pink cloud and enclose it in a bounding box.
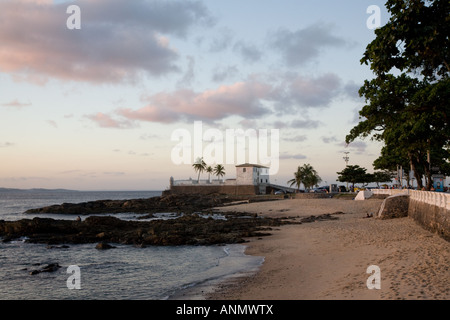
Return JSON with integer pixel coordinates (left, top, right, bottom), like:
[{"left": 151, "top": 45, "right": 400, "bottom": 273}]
[
  {"left": 119, "top": 80, "right": 274, "bottom": 123},
  {"left": 85, "top": 112, "right": 135, "bottom": 129},
  {"left": 0, "top": 0, "right": 211, "bottom": 84},
  {"left": 1, "top": 99, "right": 31, "bottom": 108}
]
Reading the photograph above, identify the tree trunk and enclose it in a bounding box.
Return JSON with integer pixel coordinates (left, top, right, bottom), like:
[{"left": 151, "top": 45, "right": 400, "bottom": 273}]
[{"left": 409, "top": 152, "right": 423, "bottom": 190}]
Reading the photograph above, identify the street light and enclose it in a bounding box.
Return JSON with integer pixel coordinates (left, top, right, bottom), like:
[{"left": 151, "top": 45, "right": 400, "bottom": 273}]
[
  {"left": 343, "top": 152, "right": 350, "bottom": 191},
  {"left": 343, "top": 152, "right": 350, "bottom": 166}
]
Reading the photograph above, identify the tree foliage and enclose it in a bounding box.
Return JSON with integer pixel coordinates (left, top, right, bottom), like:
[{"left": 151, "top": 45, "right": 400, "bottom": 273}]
[
  {"left": 337, "top": 165, "right": 394, "bottom": 189},
  {"left": 214, "top": 164, "right": 226, "bottom": 181},
  {"left": 347, "top": 0, "right": 449, "bottom": 190},
  {"left": 192, "top": 157, "right": 207, "bottom": 182},
  {"left": 337, "top": 165, "right": 369, "bottom": 188},
  {"left": 288, "top": 164, "right": 322, "bottom": 191},
  {"left": 362, "top": 0, "right": 450, "bottom": 80},
  {"left": 193, "top": 159, "right": 226, "bottom": 182}
]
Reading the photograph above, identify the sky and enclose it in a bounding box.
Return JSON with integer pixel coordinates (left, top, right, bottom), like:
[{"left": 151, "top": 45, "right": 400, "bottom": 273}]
[{"left": 0, "top": 0, "right": 390, "bottom": 191}]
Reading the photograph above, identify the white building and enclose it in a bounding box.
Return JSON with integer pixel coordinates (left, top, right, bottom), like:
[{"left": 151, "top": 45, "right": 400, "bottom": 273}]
[
  {"left": 235, "top": 163, "right": 270, "bottom": 186},
  {"left": 169, "top": 163, "right": 274, "bottom": 195},
  {"left": 172, "top": 163, "right": 271, "bottom": 187}
]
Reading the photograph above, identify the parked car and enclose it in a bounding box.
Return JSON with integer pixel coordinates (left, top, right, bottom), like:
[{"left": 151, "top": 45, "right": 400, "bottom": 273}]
[
  {"left": 311, "top": 186, "right": 329, "bottom": 193},
  {"left": 274, "top": 190, "right": 285, "bottom": 195},
  {"left": 338, "top": 185, "right": 347, "bottom": 192}
]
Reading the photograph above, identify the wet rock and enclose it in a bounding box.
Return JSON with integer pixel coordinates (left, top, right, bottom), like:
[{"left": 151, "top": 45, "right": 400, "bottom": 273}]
[
  {"left": 1, "top": 237, "right": 12, "bottom": 243},
  {"left": 0, "top": 213, "right": 295, "bottom": 247},
  {"left": 300, "top": 213, "right": 342, "bottom": 223},
  {"left": 96, "top": 232, "right": 105, "bottom": 238},
  {"left": 42, "top": 263, "right": 61, "bottom": 272},
  {"left": 46, "top": 245, "right": 70, "bottom": 249},
  {"left": 95, "top": 242, "right": 115, "bottom": 250},
  {"left": 24, "top": 194, "right": 236, "bottom": 216},
  {"left": 29, "top": 263, "right": 61, "bottom": 275}
]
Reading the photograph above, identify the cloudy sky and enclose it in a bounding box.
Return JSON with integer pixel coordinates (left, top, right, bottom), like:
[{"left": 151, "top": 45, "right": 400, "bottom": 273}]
[{"left": 0, "top": 0, "right": 388, "bottom": 190}]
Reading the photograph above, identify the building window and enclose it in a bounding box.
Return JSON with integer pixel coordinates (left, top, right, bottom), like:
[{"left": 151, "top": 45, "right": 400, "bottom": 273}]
[{"left": 243, "top": 168, "right": 246, "bottom": 173}]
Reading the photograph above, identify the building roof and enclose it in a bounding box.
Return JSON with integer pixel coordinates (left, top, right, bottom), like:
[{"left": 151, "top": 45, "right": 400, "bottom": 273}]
[{"left": 235, "top": 163, "right": 270, "bottom": 169}]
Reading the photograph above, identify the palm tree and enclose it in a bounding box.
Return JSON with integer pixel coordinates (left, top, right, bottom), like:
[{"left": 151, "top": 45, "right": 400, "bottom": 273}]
[
  {"left": 214, "top": 164, "right": 225, "bottom": 181},
  {"left": 288, "top": 166, "right": 305, "bottom": 192},
  {"left": 302, "top": 163, "right": 322, "bottom": 191},
  {"left": 206, "top": 166, "right": 213, "bottom": 182},
  {"left": 192, "top": 157, "right": 207, "bottom": 182},
  {"left": 288, "top": 164, "right": 322, "bottom": 192}
]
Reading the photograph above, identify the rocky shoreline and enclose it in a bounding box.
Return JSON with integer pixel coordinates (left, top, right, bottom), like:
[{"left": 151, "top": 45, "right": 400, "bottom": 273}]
[
  {"left": 0, "top": 213, "right": 298, "bottom": 246},
  {"left": 24, "top": 193, "right": 233, "bottom": 216},
  {"left": 1, "top": 194, "right": 307, "bottom": 247}
]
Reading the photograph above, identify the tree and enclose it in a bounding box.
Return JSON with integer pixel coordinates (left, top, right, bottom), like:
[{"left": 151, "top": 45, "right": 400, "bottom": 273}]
[
  {"left": 337, "top": 165, "right": 368, "bottom": 191},
  {"left": 302, "top": 164, "right": 322, "bottom": 190},
  {"left": 214, "top": 164, "right": 225, "bottom": 181},
  {"left": 362, "top": 0, "right": 450, "bottom": 80},
  {"left": 373, "top": 143, "right": 410, "bottom": 173},
  {"left": 206, "top": 166, "right": 213, "bottom": 182},
  {"left": 347, "top": 0, "right": 449, "bottom": 190},
  {"left": 192, "top": 157, "right": 207, "bottom": 182},
  {"left": 372, "top": 170, "right": 395, "bottom": 188},
  {"left": 288, "top": 164, "right": 321, "bottom": 191},
  {"left": 288, "top": 166, "right": 305, "bottom": 191}
]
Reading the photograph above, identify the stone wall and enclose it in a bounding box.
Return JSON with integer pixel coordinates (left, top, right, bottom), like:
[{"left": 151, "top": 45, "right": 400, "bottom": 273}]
[
  {"left": 236, "top": 166, "right": 256, "bottom": 185},
  {"left": 373, "top": 189, "right": 450, "bottom": 241},
  {"left": 167, "top": 185, "right": 260, "bottom": 196},
  {"left": 408, "top": 191, "right": 450, "bottom": 241}
]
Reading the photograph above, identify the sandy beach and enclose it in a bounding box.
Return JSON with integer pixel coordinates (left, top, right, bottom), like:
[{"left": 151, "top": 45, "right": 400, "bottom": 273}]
[{"left": 208, "top": 198, "right": 450, "bottom": 300}]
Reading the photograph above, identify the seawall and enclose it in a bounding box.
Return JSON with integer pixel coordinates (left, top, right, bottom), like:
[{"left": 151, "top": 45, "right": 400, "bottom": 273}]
[
  {"left": 166, "top": 185, "right": 260, "bottom": 196},
  {"left": 373, "top": 189, "right": 450, "bottom": 241},
  {"left": 409, "top": 191, "right": 450, "bottom": 241}
]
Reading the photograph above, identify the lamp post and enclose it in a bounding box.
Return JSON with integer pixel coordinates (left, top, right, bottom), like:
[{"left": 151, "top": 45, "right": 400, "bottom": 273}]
[
  {"left": 343, "top": 152, "right": 350, "bottom": 190},
  {"left": 343, "top": 152, "right": 350, "bottom": 166}
]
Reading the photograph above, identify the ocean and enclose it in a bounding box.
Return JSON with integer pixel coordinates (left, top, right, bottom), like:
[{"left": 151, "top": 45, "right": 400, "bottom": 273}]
[{"left": 0, "top": 190, "right": 263, "bottom": 300}]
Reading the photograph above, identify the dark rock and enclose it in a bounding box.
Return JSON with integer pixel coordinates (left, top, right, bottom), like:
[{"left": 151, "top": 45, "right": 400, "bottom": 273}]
[
  {"left": 0, "top": 212, "right": 296, "bottom": 247},
  {"left": 46, "top": 245, "right": 70, "bottom": 249},
  {"left": 300, "top": 213, "right": 342, "bottom": 223},
  {"left": 29, "top": 263, "right": 61, "bottom": 275},
  {"left": 24, "top": 194, "right": 237, "bottom": 216},
  {"left": 41, "top": 263, "right": 61, "bottom": 272},
  {"left": 95, "top": 242, "right": 115, "bottom": 250},
  {"left": 377, "top": 194, "right": 409, "bottom": 219}
]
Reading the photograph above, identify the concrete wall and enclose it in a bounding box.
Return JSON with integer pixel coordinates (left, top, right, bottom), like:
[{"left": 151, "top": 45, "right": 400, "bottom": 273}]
[
  {"left": 373, "top": 189, "right": 450, "bottom": 241},
  {"left": 372, "top": 189, "right": 410, "bottom": 196}
]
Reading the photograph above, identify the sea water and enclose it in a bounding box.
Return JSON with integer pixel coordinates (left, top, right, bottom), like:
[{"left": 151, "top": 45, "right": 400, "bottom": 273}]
[{"left": 0, "top": 190, "right": 263, "bottom": 300}]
